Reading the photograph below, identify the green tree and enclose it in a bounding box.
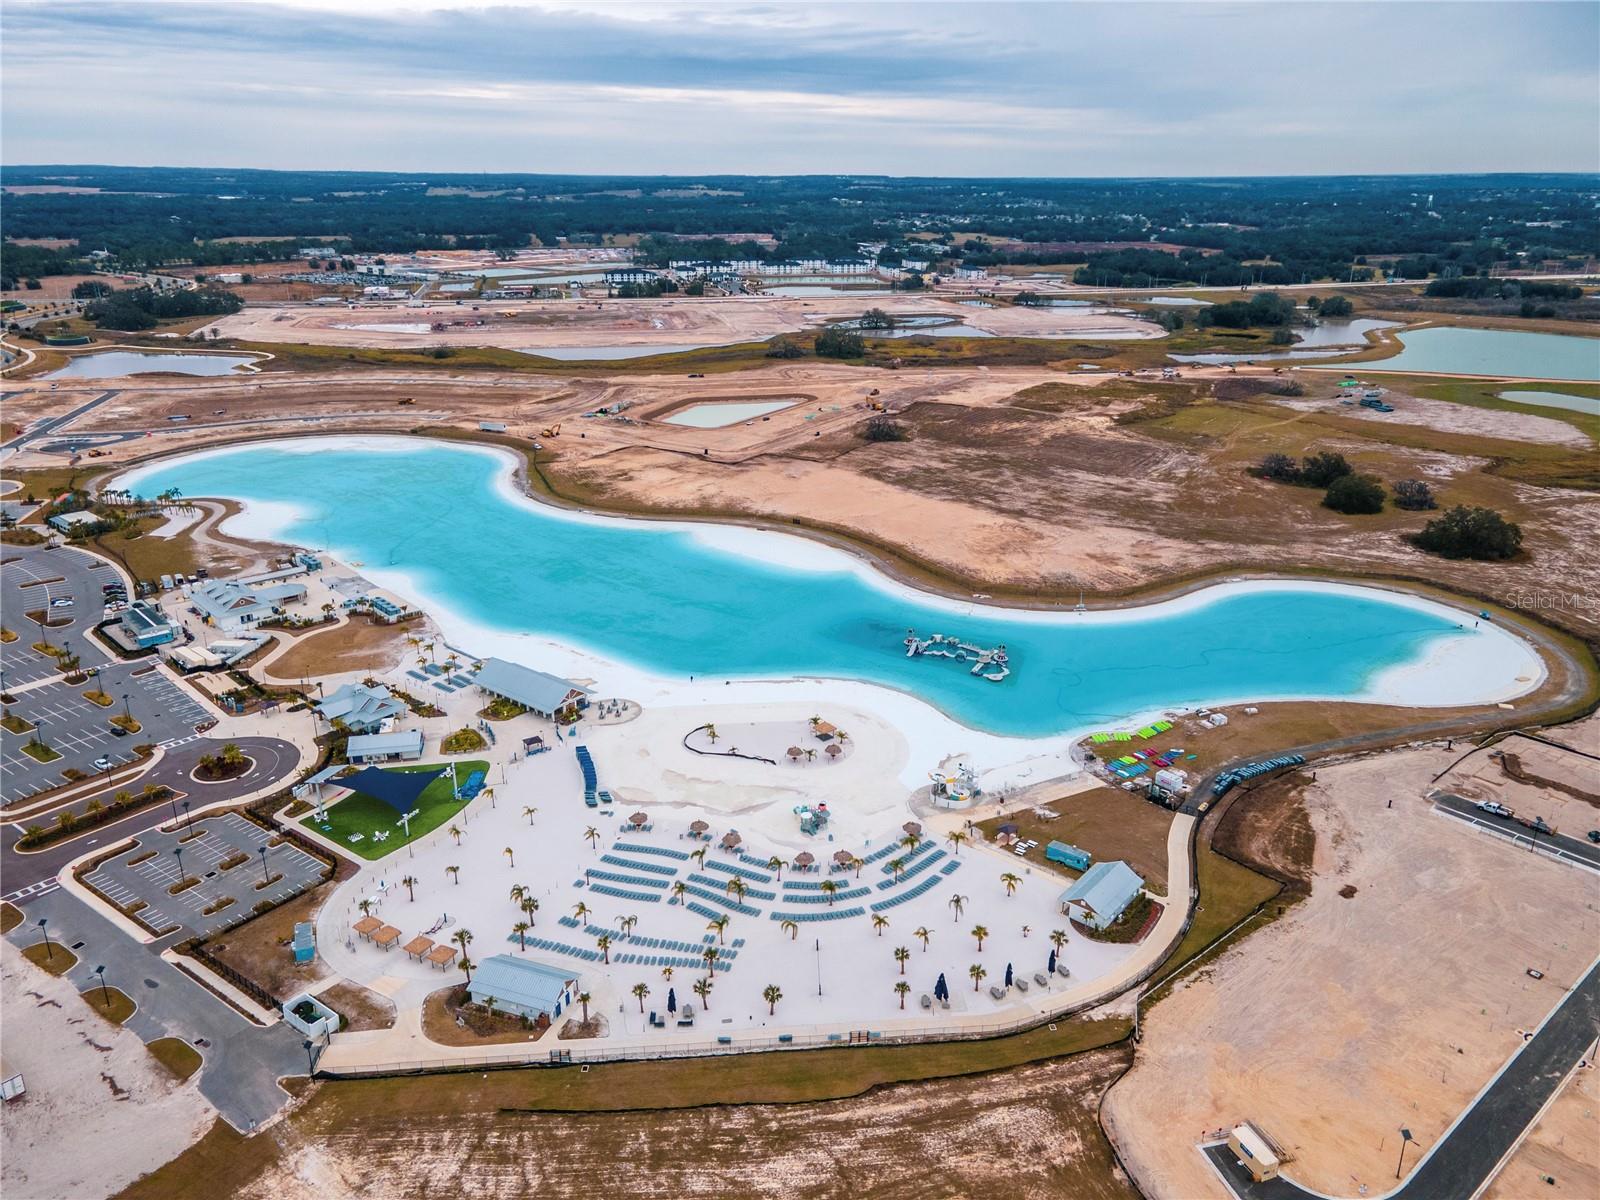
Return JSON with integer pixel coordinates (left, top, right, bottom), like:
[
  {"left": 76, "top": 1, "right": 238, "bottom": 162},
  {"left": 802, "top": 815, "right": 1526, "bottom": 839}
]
[
  {"left": 1323, "top": 474, "right": 1386, "bottom": 515},
  {"left": 1411, "top": 506, "right": 1524, "bottom": 561}
]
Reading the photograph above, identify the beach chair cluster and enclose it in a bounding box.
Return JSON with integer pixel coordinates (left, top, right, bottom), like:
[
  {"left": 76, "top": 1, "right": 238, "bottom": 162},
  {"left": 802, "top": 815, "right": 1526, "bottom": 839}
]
[
  {"left": 613, "top": 842, "right": 691, "bottom": 861},
  {"left": 782, "top": 885, "right": 871, "bottom": 904},
  {"left": 870, "top": 873, "right": 943, "bottom": 912},
  {"left": 768, "top": 906, "right": 867, "bottom": 923},
  {"left": 575, "top": 745, "right": 598, "bottom": 806},
  {"left": 1212, "top": 754, "right": 1306, "bottom": 797},
  {"left": 687, "top": 872, "right": 775, "bottom": 901},
  {"left": 683, "top": 888, "right": 762, "bottom": 917}
]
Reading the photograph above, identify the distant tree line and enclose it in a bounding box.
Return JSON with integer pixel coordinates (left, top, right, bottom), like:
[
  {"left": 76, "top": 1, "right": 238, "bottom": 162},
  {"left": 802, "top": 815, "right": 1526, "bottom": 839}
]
[{"left": 84, "top": 286, "right": 243, "bottom": 331}]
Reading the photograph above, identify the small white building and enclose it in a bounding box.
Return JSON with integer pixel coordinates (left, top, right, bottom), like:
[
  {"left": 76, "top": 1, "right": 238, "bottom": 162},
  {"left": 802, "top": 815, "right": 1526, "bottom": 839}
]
[
  {"left": 190, "top": 578, "right": 307, "bottom": 631},
  {"left": 1058, "top": 860, "right": 1145, "bottom": 930},
  {"left": 346, "top": 729, "right": 424, "bottom": 764}
]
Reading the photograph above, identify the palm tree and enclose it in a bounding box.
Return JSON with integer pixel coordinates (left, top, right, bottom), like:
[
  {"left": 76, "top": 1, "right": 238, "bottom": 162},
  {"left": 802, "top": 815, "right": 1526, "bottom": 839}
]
[
  {"left": 503, "top": 846, "right": 515, "bottom": 868},
  {"left": 895, "top": 981, "right": 911, "bottom": 1009},
  {"left": 483, "top": 994, "right": 499, "bottom": 1019},
  {"left": 583, "top": 826, "right": 600, "bottom": 850},
  {"left": 445, "top": 865, "right": 460, "bottom": 885},
  {"left": 572, "top": 901, "right": 590, "bottom": 922},
  {"left": 948, "top": 893, "right": 967, "bottom": 923},
  {"left": 725, "top": 877, "right": 747, "bottom": 904},
  {"left": 510, "top": 883, "right": 527, "bottom": 907},
  {"left": 702, "top": 946, "right": 719, "bottom": 974},
  {"left": 596, "top": 933, "right": 612, "bottom": 964},
  {"left": 512, "top": 920, "right": 531, "bottom": 950},
  {"left": 804, "top": 748, "right": 816, "bottom": 764},
  {"left": 690, "top": 846, "right": 707, "bottom": 868},
  {"left": 483, "top": 787, "right": 495, "bottom": 810},
  {"left": 820, "top": 879, "right": 839, "bottom": 907},
  {"left": 889, "top": 857, "right": 906, "bottom": 883},
  {"left": 358, "top": 898, "right": 374, "bottom": 917},
  {"left": 851, "top": 856, "right": 865, "bottom": 879},
  {"left": 969, "top": 963, "right": 987, "bottom": 992},
  {"left": 459, "top": 955, "right": 475, "bottom": 983},
  {"left": 763, "top": 984, "right": 782, "bottom": 1015},
  {"left": 704, "top": 723, "right": 718, "bottom": 745},
  {"left": 872, "top": 914, "right": 889, "bottom": 937},
  {"left": 672, "top": 880, "right": 688, "bottom": 902},
  {"left": 901, "top": 832, "right": 920, "bottom": 853},
  {"left": 577, "top": 992, "right": 591, "bottom": 1023},
  {"left": 402, "top": 874, "right": 417, "bottom": 901},
  {"left": 522, "top": 897, "right": 540, "bottom": 923},
  {"left": 707, "top": 914, "right": 729, "bottom": 944},
  {"left": 946, "top": 830, "right": 967, "bottom": 855},
  {"left": 221, "top": 742, "right": 245, "bottom": 768},
  {"left": 617, "top": 914, "right": 639, "bottom": 937},
  {"left": 448, "top": 824, "right": 463, "bottom": 846},
  {"left": 767, "top": 855, "right": 784, "bottom": 880},
  {"left": 522, "top": 805, "right": 538, "bottom": 825},
  {"left": 1049, "top": 928, "right": 1068, "bottom": 955},
  {"left": 633, "top": 982, "right": 650, "bottom": 1012},
  {"left": 972, "top": 924, "right": 989, "bottom": 951},
  {"left": 452, "top": 928, "right": 474, "bottom": 963},
  {"left": 780, "top": 918, "right": 799, "bottom": 942},
  {"left": 661, "top": 965, "right": 674, "bottom": 982},
  {"left": 693, "top": 976, "right": 712, "bottom": 1011},
  {"left": 914, "top": 925, "right": 932, "bottom": 951},
  {"left": 894, "top": 945, "right": 910, "bottom": 975},
  {"left": 1000, "top": 872, "right": 1021, "bottom": 898}
]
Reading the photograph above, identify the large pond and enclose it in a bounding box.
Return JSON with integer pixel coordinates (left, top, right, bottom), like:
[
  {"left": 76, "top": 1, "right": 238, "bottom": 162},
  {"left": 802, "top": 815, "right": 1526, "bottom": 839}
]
[
  {"left": 762, "top": 284, "right": 897, "bottom": 297},
  {"left": 833, "top": 316, "right": 995, "bottom": 339},
  {"left": 662, "top": 400, "right": 798, "bottom": 428},
  {"left": 517, "top": 343, "right": 730, "bottom": 361},
  {"left": 1171, "top": 319, "right": 1398, "bottom": 366},
  {"left": 1360, "top": 327, "right": 1600, "bottom": 381},
  {"left": 1498, "top": 389, "right": 1600, "bottom": 417},
  {"left": 119, "top": 439, "right": 1540, "bottom": 738},
  {"left": 44, "top": 351, "right": 259, "bottom": 379}
]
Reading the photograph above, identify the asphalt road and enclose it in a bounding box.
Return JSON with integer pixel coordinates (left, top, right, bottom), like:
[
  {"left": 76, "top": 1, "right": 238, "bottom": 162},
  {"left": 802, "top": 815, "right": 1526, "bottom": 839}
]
[
  {"left": 1203, "top": 956, "right": 1600, "bottom": 1200},
  {"left": 0, "top": 388, "right": 116, "bottom": 456},
  {"left": 5, "top": 887, "right": 307, "bottom": 1130},
  {"left": 1433, "top": 791, "right": 1600, "bottom": 872},
  {"left": 1, "top": 734, "right": 302, "bottom": 903}
]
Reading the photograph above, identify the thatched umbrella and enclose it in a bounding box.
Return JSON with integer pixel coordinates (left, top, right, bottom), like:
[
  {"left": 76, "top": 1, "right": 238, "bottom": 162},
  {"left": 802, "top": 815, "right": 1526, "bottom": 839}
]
[
  {"left": 793, "top": 851, "right": 815, "bottom": 870},
  {"left": 720, "top": 830, "right": 743, "bottom": 850},
  {"left": 832, "top": 849, "right": 854, "bottom": 866},
  {"left": 628, "top": 812, "right": 648, "bottom": 828},
  {"left": 689, "top": 819, "right": 709, "bottom": 835},
  {"left": 824, "top": 743, "right": 842, "bottom": 759},
  {"left": 902, "top": 821, "right": 923, "bottom": 838},
  {"left": 786, "top": 746, "right": 803, "bottom": 762}
]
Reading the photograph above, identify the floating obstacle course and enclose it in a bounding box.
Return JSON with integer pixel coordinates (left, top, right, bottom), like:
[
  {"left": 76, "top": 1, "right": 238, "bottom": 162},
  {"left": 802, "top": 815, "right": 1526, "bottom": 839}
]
[{"left": 902, "top": 629, "right": 1011, "bottom": 681}]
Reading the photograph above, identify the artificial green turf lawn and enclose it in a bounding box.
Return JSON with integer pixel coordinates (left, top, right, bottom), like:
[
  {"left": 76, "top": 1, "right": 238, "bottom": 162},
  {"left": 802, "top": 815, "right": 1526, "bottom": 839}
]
[{"left": 301, "top": 760, "right": 489, "bottom": 861}]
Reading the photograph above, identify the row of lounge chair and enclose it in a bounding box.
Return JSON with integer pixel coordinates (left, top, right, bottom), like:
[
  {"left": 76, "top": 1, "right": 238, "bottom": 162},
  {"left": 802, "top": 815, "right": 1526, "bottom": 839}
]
[
  {"left": 684, "top": 891, "right": 761, "bottom": 918},
  {"left": 614, "top": 842, "right": 691, "bottom": 861},
  {"left": 687, "top": 872, "right": 775, "bottom": 901},
  {"left": 877, "top": 846, "right": 946, "bottom": 888},
  {"left": 870, "top": 873, "right": 943, "bottom": 912},
  {"left": 879, "top": 840, "right": 936, "bottom": 874},
  {"left": 599, "top": 853, "right": 678, "bottom": 877},
  {"left": 704, "top": 860, "right": 773, "bottom": 884},
  {"left": 588, "top": 883, "right": 661, "bottom": 903},
  {"left": 782, "top": 886, "right": 870, "bottom": 904},
  {"left": 768, "top": 906, "right": 866, "bottom": 923},
  {"left": 587, "top": 868, "right": 670, "bottom": 890}
]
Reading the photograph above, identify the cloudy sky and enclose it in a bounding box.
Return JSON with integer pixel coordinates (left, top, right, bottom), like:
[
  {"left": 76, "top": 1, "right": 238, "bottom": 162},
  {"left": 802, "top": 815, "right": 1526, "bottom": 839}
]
[{"left": 3, "top": 0, "right": 1597, "bottom": 175}]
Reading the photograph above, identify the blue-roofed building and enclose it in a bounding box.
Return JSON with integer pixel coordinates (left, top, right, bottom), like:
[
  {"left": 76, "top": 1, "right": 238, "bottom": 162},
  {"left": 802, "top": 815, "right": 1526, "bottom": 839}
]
[
  {"left": 316, "top": 682, "right": 406, "bottom": 734},
  {"left": 1058, "top": 860, "right": 1145, "bottom": 930},
  {"left": 118, "top": 600, "right": 177, "bottom": 648},
  {"left": 466, "top": 954, "right": 579, "bottom": 1022}
]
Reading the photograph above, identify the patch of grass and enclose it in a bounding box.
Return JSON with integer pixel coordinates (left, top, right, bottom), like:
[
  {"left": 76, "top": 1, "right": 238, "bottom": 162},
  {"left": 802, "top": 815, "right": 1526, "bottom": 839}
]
[
  {"left": 83, "top": 689, "right": 114, "bottom": 706},
  {"left": 20, "top": 739, "right": 61, "bottom": 763},
  {"left": 0, "top": 902, "right": 22, "bottom": 933},
  {"left": 110, "top": 713, "right": 142, "bottom": 733},
  {"left": 302, "top": 759, "right": 488, "bottom": 861},
  {"left": 0, "top": 626, "right": 17, "bottom": 642},
  {"left": 440, "top": 727, "right": 487, "bottom": 753},
  {"left": 973, "top": 787, "right": 1173, "bottom": 893},
  {"left": 1146, "top": 840, "right": 1282, "bottom": 996},
  {"left": 22, "top": 941, "right": 78, "bottom": 976},
  {"left": 81, "top": 984, "right": 136, "bottom": 1025},
  {"left": 147, "top": 1036, "right": 203, "bottom": 1082},
  {"left": 1, "top": 712, "right": 33, "bottom": 734}
]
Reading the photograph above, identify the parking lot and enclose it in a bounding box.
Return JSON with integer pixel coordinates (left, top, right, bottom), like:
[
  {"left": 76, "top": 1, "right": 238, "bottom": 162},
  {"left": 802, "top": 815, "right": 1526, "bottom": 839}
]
[
  {"left": 0, "top": 658, "right": 216, "bottom": 803},
  {"left": 0, "top": 544, "right": 124, "bottom": 687},
  {"left": 84, "top": 812, "right": 326, "bottom": 938}
]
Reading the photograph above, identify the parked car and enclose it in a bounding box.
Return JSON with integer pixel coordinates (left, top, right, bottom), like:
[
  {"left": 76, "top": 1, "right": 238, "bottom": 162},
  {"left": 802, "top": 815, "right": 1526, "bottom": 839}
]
[
  {"left": 1476, "top": 800, "right": 1514, "bottom": 818},
  {"left": 1586, "top": 830, "right": 1600, "bottom": 844},
  {"left": 93, "top": 756, "right": 112, "bottom": 771}
]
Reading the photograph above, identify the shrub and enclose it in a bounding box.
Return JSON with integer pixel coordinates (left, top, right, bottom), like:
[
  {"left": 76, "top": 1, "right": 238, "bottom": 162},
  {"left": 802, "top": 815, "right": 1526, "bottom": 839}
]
[
  {"left": 764, "top": 337, "right": 805, "bottom": 359},
  {"left": 1392, "top": 479, "right": 1437, "bottom": 511},
  {"left": 857, "top": 308, "right": 895, "bottom": 331},
  {"left": 1322, "top": 474, "right": 1385, "bottom": 514},
  {"left": 1252, "top": 452, "right": 1300, "bottom": 482},
  {"left": 863, "top": 416, "right": 909, "bottom": 443},
  {"left": 1269, "top": 327, "right": 1294, "bottom": 345},
  {"left": 1410, "top": 506, "right": 1523, "bottom": 561},
  {"left": 1317, "top": 295, "right": 1354, "bottom": 317},
  {"left": 1299, "top": 451, "right": 1353, "bottom": 488},
  {"left": 814, "top": 326, "right": 865, "bottom": 358}
]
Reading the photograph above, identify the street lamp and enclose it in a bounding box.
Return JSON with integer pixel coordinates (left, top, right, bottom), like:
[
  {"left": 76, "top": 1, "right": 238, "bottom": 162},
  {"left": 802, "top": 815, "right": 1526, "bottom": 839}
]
[
  {"left": 258, "top": 845, "right": 270, "bottom": 885},
  {"left": 94, "top": 964, "right": 110, "bottom": 1006},
  {"left": 122, "top": 692, "right": 131, "bottom": 721},
  {"left": 168, "top": 791, "right": 181, "bottom": 826},
  {"left": 173, "top": 844, "right": 185, "bottom": 885},
  {"left": 36, "top": 916, "right": 53, "bottom": 961},
  {"left": 1395, "top": 1128, "right": 1415, "bottom": 1179},
  {"left": 182, "top": 800, "right": 193, "bottom": 833},
  {"left": 303, "top": 1038, "right": 317, "bottom": 1075}
]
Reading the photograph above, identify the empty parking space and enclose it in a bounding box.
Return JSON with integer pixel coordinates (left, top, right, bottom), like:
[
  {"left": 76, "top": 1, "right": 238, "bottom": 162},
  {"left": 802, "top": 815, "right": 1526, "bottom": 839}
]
[{"left": 84, "top": 813, "right": 325, "bottom": 938}]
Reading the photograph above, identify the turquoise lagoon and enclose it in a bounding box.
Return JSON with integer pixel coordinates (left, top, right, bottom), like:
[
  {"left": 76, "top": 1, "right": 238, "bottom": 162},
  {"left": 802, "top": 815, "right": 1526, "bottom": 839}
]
[{"left": 121, "top": 440, "right": 1531, "bottom": 738}]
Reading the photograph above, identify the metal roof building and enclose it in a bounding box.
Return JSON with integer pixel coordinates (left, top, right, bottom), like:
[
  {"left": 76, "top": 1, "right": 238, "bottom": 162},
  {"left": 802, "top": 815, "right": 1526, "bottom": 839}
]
[
  {"left": 466, "top": 954, "right": 579, "bottom": 1021},
  {"left": 473, "top": 657, "right": 590, "bottom": 719},
  {"left": 316, "top": 682, "right": 407, "bottom": 733},
  {"left": 1058, "top": 860, "right": 1145, "bottom": 931},
  {"left": 345, "top": 729, "right": 424, "bottom": 763}
]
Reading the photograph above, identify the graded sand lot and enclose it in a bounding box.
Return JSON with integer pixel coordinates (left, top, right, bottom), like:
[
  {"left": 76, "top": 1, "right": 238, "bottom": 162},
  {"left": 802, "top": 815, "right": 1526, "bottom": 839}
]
[
  {"left": 195, "top": 293, "right": 1160, "bottom": 351},
  {"left": 1482, "top": 1059, "right": 1600, "bottom": 1200},
  {"left": 1102, "top": 743, "right": 1600, "bottom": 1200},
  {"left": 1435, "top": 717, "right": 1600, "bottom": 837},
  {"left": 0, "top": 939, "right": 213, "bottom": 1200}
]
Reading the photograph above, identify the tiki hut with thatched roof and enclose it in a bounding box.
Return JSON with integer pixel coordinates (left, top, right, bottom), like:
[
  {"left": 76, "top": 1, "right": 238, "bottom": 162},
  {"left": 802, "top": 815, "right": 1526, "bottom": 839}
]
[
  {"left": 786, "top": 745, "right": 803, "bottom": 762},
  {"left": 720, "top": 830, "right": 743, "bottom": 851},
  {"left": 793, "top": 851, "right": 815, "bottom": 872},
  {"left": 825, "top": 742, "right": 843, "bottom": 760},
  {"left": 628, "top": 812, "right": 648, "bottom": 828},
  {"left": 903, "top": 821, "right": 923, "bottom": 838},
  {"left": 689, "top": 819, "right": 710, "bottom": 838}
]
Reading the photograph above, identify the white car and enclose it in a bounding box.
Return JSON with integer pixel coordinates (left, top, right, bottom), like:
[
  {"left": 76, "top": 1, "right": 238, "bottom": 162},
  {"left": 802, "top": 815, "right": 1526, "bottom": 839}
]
[
  {"left": 49, "top": 597, "right": 74, "bottom": 608},
  {"left": 93, "top": 756, "right": 113, "bottom": 771}
]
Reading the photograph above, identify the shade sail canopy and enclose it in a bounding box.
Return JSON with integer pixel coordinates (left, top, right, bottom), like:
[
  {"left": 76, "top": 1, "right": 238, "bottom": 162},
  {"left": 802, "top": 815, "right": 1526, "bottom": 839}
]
[{"left": 335, "top": 765, "right": 446, "bottom": 814}]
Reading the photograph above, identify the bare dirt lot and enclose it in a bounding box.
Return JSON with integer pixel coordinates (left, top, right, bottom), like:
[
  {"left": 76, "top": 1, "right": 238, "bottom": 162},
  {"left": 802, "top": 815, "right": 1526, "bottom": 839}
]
[
  {"left": 1437, "top": 718, "right": 1600, "bottom": 836},
  {"left": 1483, "top": 1059, "right": 1600, "bottom": 1200},
  {"left": 1103, "top": 743, "right": 1600, "bottom": 1200},
  {"left": 264, "top": 616, "right": 416, "bottom": 681}
]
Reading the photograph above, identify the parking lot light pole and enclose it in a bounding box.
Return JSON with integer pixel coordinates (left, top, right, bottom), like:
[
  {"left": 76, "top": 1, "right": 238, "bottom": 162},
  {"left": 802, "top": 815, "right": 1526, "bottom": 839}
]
[
  {"left": 168, "top": 791, "right": 181, "bottom": 826},
  {"left": 182, "top": 800, "right": 194, "bottom": 834},
  {"left": 174, "top": 844, "right": 186, "bottom": 885},
  {"left": 303, "top": 1038, "right": 316, "bottom": 1075},
  {"left": 94, "top": 964, "right": 110, "bottom": 1005},
  {"left": 122, "top": 692, "right": 131, "bottom": 721},
  {"left": 36, "top": 917, "right": 53, "bottom": 961},
  {"left": 258, "top": 845, "right": 270, "bottom": 884}
]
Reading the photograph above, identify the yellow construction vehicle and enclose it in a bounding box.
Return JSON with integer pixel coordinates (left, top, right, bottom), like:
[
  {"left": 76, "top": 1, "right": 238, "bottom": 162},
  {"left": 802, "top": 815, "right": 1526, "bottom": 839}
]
[{"left": 540, "top": 423, "right": 561, "bottom": 438}]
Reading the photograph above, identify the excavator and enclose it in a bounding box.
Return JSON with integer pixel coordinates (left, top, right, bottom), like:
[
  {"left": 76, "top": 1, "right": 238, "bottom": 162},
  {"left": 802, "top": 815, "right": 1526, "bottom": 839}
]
[{"left": 540, "top": 422, "right": 561, "bottom": 438}]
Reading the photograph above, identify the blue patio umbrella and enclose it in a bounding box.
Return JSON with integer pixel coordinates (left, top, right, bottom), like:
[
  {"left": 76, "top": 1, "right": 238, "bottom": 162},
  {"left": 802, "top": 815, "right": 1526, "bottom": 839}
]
[
  {"left": 1048, "top": 948, "right": 1057, "bottom": 974},
  {"left": 933, "top": 972, "right": 948, "bottom": 1002},
  {"left": 667, "top": 987, "right": 677, "bottom": 1013},
  {"left": 1005, "top": 963, "right": 1013, "bottom": 988}
]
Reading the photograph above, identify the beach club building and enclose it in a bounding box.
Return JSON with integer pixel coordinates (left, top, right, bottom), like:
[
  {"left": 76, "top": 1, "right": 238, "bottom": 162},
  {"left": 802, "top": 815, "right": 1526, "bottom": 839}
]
[
  {"left": 473, "top": 657, "right": 591, "bottom": 721},
  {"left": 1058, "top": 860, "right": 1145, "bottom": 931},
  {"left": 345, "top": 729, "right": 424, "bottom": 764},
  {"left": 467, "top": 955, "right": 579, "bottom": 1023},
  {"left": 117, "top": 600, "right": 177, "bottom": 648},
  {"left": 316, "top": 682, "right": 407, "bottom": 734},
  {"left": 190, "top": 578, "right": 308, "bottom": 632}
]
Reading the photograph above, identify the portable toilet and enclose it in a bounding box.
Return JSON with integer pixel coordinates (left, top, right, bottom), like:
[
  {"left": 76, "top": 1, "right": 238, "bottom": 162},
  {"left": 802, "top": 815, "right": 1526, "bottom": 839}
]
[
  {"left": 1045, "top": 841, "right": 1092, "bottom": 871},
  {"left": 292, "top": 921, "right": 316, "bottom": 964}
]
